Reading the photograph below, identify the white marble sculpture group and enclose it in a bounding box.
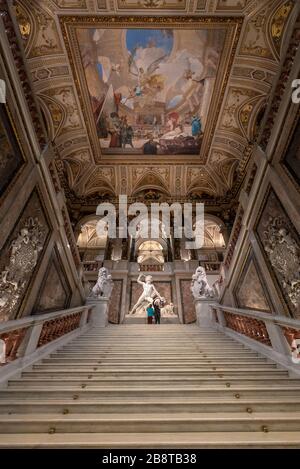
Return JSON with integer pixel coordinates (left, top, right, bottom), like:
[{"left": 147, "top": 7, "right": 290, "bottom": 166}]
[
  {"left": 191, "top": 266, "right": 217, "bottom": 299},
  {"left": 129, "top": 273, "right": 165, "bottom": 315},
  {"left": 90, "top": 267, "right": 114, "bottom": 299}
]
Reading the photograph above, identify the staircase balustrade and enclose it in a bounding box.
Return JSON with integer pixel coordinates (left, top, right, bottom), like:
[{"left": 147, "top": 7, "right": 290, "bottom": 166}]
[
  {"left": 0, "top": 305, "right": 94, "bottom": 369},
  {"left": 210, "top": 304, "right": 300, "bottom": 371}
]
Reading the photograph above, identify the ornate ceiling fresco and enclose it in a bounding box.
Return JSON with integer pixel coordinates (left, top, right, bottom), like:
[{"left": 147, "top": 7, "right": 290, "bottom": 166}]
[
  {"left": 14, "top": 0, "right": 296, "bottom": 207},
  {"left": 73, "top": 25, "right": 228, "bottom": 157}
]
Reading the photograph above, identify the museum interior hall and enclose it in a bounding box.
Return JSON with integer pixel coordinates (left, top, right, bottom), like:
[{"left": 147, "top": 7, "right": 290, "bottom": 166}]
[{"left": 0, "top": 0, "right": 299, "bottom": 448}]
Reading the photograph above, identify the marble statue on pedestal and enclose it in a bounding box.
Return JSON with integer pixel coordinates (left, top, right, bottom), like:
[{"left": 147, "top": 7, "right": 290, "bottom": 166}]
[
  {"left": 129, "top": 274, "right": 164, "bottom": 315},
  {"left": 90, "top": 267, "right": 113, "bottom": 299},
  {"left": 191, "top": 266, "right": 216, "bottom": 299}
]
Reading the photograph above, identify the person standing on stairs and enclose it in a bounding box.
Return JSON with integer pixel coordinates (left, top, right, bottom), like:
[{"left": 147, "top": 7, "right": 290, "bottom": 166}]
[
  {"left": 153, "top": 297, "right": 161, "bottom": 325},
  {"left": 146, "top": 302, "right": 155, "bottom": 324}
]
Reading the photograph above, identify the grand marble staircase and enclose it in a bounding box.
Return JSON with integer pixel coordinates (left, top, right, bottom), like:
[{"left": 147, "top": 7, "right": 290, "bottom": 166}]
[{"left": 1, "top": 324, "right": 300, "bottom": 448}]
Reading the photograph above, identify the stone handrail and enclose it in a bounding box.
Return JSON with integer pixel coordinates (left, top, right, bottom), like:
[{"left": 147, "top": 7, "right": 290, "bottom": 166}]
[
  {"left": 209, "top": 303, "right": 300, "bottom": 373},
  {"left": 0, "top": 305, "right": 93, "bottom": 368}
]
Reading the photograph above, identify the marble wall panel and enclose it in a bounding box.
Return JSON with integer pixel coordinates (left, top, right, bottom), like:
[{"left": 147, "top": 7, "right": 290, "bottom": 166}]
[
  {"left": 180, "top": 279, "right": 196, "bottom": 324},
  {"left": 32, "top": 247, "right": 71, "bottom": 314},
  {"left": 234, "top": 251, "right": 272, "bottom": 312}
]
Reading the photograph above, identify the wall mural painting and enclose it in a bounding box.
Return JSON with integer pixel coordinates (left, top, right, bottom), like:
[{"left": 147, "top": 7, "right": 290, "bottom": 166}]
[
  {"left": 234, "top": 251, "right": 272, "bottom": 313},
  {"left": 0, "top": 189, "right": 51, "bottom": 322},
  {"left": 32, "top": 248, "right": 71, "bottom": 315},
  {"left": 283, "top": 115, "right": 300, "bottom": 187},
  {"left": 77, "top": 27, "right": 226, "bottom": 155},
  {"left": 256, "top": 189, "right": 300, "bottom": 319},
  {"left": 0, "top": 104, "right": 25, "bottom": 199}
]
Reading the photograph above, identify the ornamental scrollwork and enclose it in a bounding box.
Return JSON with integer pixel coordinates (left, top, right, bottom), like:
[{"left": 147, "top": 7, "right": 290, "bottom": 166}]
[
  {"left": 0, "top": 217, "right": 46, "bottom": 321},
  {"left": 262, "top": 216, "right": 300, "bottom": 311}
]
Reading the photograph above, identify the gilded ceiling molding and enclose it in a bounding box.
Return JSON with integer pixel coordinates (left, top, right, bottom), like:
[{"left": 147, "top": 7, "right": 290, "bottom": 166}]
[
  {"left": 15, "top": 0, "right": 64, "bottom": 58},
  {"left": 82, "top": 166, "right": 116, "bottom": 197},
  {"left": 208, "top": 151, "right": 240, "bottom": 190},
  {"left": 0, "top": 0, "right": 47, "bottom": 150},
  {"left": 259, "top": 12, "right": 300, "bottom": 150},
  {"left": 131, "top": 169, "right": 171, "bottom": 196}
]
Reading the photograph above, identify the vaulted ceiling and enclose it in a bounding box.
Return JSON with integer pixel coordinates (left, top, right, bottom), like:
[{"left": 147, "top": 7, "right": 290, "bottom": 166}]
[{"left": 14, "top": 0, "right": 295, "bottom": 208}]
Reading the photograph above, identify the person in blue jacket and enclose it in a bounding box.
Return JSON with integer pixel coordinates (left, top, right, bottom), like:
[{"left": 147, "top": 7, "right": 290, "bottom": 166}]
[{"left": 146, "top": 303, "right": 155, "bottom": 324}]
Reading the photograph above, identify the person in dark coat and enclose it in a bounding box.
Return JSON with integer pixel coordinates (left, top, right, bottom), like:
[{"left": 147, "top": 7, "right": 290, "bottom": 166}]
[{"left": 153, "top": 297, "right": 161, "bottom": 325}]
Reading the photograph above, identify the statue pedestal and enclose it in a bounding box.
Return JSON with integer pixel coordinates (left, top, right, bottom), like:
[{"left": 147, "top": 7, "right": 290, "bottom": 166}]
[
  {"left": 194, "top": 299, "right": 213, "bottom": 327},
  {"left": 85, "top": 297, "right": 110, "bottom": 327}
]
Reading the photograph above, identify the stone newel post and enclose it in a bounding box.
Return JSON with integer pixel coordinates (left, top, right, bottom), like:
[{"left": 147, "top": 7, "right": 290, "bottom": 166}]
[
  {"left": 191, "top": 266, "right": 217, "bottom": 327},
  {"left": 85, "top": 267, "right": 113, "bottom": 327}
]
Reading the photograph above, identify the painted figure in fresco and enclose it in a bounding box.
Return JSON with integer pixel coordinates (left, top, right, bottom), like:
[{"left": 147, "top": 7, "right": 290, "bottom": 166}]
[
  {"left": 120, "top": 117, "right": 134, "bottom": 148},
  {"left": 191, "top": 116, "right": 202, "bottom": 137},
  {"left": 129, "top": 274, "right": 163, "bottom": 315},
  {"left": 108, "top": 112, "right": 122, "bottom": 148},
  {"left": 143, "top": 137, "right": 161, "bottom": 155},
  {"left": 79, "top": 28, "right": 225, "bottom": 154}
]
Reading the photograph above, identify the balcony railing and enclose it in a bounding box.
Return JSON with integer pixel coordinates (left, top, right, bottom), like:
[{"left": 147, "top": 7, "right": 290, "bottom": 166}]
[
  {"left": 139, "top": 264, "right": 164, "bottom": 272},
  {"left": 199, "top": 261, "right": 221, "bottom": 273},
  {"left": 82, "top": 261, "right": 99, "bottom": 272},
  {"left": 0, "top": 305, "right": 93, "bottom": 370},
  {"left": 209, "top": 304, "right": 300, "bottom": 371}
]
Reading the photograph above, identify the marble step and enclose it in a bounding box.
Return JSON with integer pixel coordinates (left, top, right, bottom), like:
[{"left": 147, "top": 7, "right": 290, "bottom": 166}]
[
  {"left": 8, "top": 377, "right": 299, "bottom": 388},
  {"left": 35, "top": 363, "right": 278, "bottom": 370},
  {"left": 22, "top": 370, "right": 289, "bottom": 378},
  {"left": 2, "top": 398, "right": 300, "bottom": 414},
  {"left": 44, "top": 353, "right": 267, "bottom": 364},
  {"left": 54, "top": 348, "right": 261, "bottom": 360},
  {"left": 40, "top": 358, "right": 272, "bottom": 365},
  {"left": 32, "top": 365, "right": 280, "bottom": 372},
  {"left": 2, "top": 431, "right": 300, "bottom": 448},
  {"left": 1, "top": 386, "right": 300, "bottom": 400},
  {"left": 2, "top": 412, "right": 300, "bottom": 433}
]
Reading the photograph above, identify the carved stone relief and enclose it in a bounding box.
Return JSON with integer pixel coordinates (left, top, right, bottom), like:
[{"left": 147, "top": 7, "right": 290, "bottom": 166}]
[
  {"left": 0, "top": 189, "right": 51, "bottom": 322},
  {"left": 256, "top": 189, "right": 300, "bottom": 318}
]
